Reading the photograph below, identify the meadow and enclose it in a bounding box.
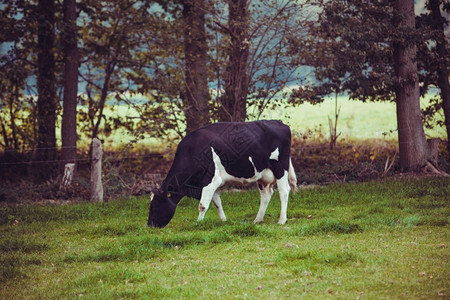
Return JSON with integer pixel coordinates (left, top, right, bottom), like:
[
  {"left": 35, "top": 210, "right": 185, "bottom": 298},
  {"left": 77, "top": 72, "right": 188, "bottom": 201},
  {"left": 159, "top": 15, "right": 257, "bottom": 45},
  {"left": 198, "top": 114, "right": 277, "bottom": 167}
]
[
  {"left": 98, "top": 94, "right": 446, "bottom": 150},
  {"left": 1, "top": 177, "right": 449, "bottom": 299}
]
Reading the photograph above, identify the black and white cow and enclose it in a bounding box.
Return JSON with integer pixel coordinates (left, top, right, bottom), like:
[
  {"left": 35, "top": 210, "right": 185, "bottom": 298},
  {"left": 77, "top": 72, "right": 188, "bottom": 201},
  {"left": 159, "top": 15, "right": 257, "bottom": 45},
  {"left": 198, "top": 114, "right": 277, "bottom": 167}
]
[{"left": 147, "top": 120, "right": 297, "bottom": 228}]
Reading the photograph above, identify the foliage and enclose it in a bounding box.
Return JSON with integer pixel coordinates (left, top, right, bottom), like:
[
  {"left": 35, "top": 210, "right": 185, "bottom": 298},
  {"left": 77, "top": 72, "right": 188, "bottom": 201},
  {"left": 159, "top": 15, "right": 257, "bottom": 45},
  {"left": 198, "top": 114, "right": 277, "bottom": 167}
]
[
  {"left": 1, "top": 0, "right": 313, "bottom": 151},
  {"left": 290, "top": 0, "right": 396, "bottom": 105},
  {"left": 211, "top": 0, "right": 307, "bottom": 121},
  {"left": 0, "top": 0, "right": 39, "bottom": 151},
  {"left": 1, "top": 0, "right": 448, "bottom": 178},
  {"left": 77, "top": 0, "right": 186, "bottom": 140},
  {"left": 0, "top": 0, "right": 186, "bottom": 149},
  {"left": 0, "top": 178, "right": 449, "bottom": 298},
  {"left": 416, "top": 0, "right": 450, "bottom": 130},
  {"left": 289, "top": 0, "right": 447, "bottom": 130}
]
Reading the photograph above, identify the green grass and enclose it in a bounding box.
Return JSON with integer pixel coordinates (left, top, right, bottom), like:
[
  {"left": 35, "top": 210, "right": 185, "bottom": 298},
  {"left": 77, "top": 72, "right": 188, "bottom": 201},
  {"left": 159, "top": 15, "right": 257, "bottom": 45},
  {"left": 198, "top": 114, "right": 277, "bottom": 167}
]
[{"left": 1, "top": 177, "right": 449, "bottom": 299}]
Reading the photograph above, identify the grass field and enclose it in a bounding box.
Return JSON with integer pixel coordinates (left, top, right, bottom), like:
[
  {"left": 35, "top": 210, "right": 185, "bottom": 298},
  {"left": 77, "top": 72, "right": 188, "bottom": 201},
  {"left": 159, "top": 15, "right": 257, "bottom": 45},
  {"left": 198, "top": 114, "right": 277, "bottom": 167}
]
[
  {"left": 260, "top": 96, "right": 446, "bottom": 140},
  {"left": 1, "top": 177, "right": 449, "bottom": 299}
]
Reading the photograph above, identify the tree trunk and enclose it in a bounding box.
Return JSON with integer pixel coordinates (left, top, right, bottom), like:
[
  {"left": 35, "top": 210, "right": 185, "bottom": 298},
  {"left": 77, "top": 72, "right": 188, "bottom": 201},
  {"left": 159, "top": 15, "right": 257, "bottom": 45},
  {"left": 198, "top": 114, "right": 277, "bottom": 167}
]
[
  {"left": 219, "top": 0, "right": 250, "bottom": 122},
  {"left": 393, "top": 0, "right": 429, "bottom": 171},
  {"left": 183, "top": 0, "right": 210, "bottom": 133},
  {"left": 91, "top": 64, "right": 113, "bottom": 140},
  {"left": 428, "top": 0, "right": 450, "bottom": 158},
  {"left": 35, "top": 0, "right": 57, "bottom": 182},
  {"left": 61, "top": 0, "right": 78, "bottom": 185}
]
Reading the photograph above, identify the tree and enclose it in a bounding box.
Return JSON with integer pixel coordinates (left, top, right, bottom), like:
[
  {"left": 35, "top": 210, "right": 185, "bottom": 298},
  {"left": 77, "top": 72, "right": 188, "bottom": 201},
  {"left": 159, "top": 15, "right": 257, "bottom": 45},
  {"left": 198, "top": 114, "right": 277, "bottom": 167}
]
[
  {"left": 35, "top": 0, "right": 57, "bottom": 182},
  {"left": 418, "top": 0, "right": 450, "bottom": 157},
  {"left": 131, "top": 0, "right": 305, "bottom": 136},
  {"left": 182, "top": 0, "right": 210, "bottom": 132},
  {"left": 291, "top": 0, "right": 445, "bottom": 171},
  {"left": 290, "top": 0, "right": 395, "bottom": 104},
  {"left": 289, "top": 0, "right": 395, "bottom": 147},
  {"left": 217, "top": 0, "right": 250, "bottom": 122},
  {"left": 393, "top": 0, "right": 431, "bottom": 171},
  {"left": 78, "top": 0, "right": 153, "bottom": 141},
  {"left": 213, "top": 0, "right": 305, "bottom": 122},
  {"left": 0, "top": 1, "right": 33, "bottom": 152},
  {"left": 60, "top": 0, "right": 78, "bottom": 184}
]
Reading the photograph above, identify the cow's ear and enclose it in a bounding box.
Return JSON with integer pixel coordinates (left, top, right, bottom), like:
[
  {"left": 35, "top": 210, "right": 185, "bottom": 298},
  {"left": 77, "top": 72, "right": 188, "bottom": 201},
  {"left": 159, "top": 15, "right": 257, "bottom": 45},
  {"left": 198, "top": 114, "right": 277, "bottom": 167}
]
[{"left": 152, "top": 188, "right": 163, "bottom": 197}]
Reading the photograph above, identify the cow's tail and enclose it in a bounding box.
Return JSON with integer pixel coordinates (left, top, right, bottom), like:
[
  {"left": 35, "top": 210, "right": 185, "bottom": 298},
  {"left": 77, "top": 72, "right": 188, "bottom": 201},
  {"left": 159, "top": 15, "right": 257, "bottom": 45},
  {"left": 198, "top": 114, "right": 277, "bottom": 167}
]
[{"left": 288, "top": 157, "right": 297, "bottom": 193}]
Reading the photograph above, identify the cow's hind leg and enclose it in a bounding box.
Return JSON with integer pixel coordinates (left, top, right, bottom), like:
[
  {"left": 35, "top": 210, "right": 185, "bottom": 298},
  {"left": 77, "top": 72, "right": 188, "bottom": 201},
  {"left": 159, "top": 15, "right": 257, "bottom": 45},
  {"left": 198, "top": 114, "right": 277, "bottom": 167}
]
[
  {"left": 253, "top": 183, "right": 274, "bottom": 223},
  {"left": 277, "top": 170, "right": 291, "bottom": 224},
  {"left": 212, "top": 192, "right": 227, "bottom": 222}
]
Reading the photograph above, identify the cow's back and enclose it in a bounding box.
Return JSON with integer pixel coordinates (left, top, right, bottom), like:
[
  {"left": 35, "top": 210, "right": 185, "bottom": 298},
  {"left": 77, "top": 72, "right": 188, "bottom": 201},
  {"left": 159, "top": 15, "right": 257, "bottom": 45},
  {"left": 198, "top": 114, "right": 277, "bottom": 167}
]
[{"left": 175, "top": 121, "right": 291, "bottom": 187}]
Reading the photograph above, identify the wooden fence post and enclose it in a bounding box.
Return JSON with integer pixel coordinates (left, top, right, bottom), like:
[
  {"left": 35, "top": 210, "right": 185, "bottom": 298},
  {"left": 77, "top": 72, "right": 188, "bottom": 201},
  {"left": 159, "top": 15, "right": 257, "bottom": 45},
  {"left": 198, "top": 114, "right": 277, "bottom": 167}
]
[
  {"left": 91, "top": 138, "right": 104, "bottom": 202},
  {"left": 60, "top": 163, "right": 76, "bottom": 189}
]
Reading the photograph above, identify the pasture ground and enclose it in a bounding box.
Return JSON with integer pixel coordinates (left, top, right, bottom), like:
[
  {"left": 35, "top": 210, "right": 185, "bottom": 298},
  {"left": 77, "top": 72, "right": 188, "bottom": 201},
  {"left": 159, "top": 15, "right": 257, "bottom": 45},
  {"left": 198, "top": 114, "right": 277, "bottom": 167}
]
[{"left": 1, "top": 177, "right": 449, "bottom": 299}]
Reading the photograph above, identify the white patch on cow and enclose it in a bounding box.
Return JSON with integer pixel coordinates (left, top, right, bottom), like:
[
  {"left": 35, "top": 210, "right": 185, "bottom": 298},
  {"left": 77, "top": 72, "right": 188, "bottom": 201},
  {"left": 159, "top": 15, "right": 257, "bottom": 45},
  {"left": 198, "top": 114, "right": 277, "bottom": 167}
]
[
  {"left": 253, "top": 184, "right": 274, "bottom": 223},
  {"left": 249, "top": 156, "right": 255, "bottom": 168},
  {"left": 212, "top": 192, "right": 226, "bottom": 221},
  {"left": 276, "top": 170, "right": 291, "bottom": 224},
  {"left": 288, "top": 157, "right": 297, "bottom": 192},
  {"left": 197, "top": 147, "right": 291, "bottom": 224},
  {"left": 197, "top": 148, "right": 224, "bottom": 222},
  {"left": 270, "top": 147, "right": 280, "bottom": 161}
]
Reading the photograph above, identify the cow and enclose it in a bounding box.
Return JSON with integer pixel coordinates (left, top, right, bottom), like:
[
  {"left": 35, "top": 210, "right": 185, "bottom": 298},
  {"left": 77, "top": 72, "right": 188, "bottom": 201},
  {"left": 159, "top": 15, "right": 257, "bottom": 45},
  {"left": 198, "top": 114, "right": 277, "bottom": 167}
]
[{"left": 147, "top": 120, "right": 297, "bottom": 228}]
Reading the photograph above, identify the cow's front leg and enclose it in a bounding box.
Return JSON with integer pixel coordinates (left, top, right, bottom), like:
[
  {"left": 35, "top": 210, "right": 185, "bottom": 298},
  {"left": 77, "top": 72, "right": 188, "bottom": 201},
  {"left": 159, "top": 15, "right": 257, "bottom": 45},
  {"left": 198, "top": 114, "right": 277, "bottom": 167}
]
[
  {"left": 198, "top": 147, "right": 224, "bottom": 222},
  {"left": 212, "top": 192, "right": 227, "bottom": 222},
  {"left": 253, "top": 183, "right": 274, "bottom": 223},
  {"left": 197, "top": 182, "right": 220, "bottom": 222},
  {"left": 277, "top": 170, "right": 291, "bottom": 225}
]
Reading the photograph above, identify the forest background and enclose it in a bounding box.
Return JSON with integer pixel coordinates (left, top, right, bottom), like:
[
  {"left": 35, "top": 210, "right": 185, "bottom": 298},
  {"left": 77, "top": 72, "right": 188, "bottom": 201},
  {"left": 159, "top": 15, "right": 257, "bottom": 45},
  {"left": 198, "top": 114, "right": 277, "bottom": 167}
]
[{"left": 0, "top": 0, "right": 449, "bottom": 202}]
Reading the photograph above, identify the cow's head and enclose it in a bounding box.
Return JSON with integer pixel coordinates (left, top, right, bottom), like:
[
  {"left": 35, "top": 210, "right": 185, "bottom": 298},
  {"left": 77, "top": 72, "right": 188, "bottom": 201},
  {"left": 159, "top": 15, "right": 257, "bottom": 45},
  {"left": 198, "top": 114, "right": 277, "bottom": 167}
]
[{"left": 147, "top": 187, "right": 178, "bottom": 228}]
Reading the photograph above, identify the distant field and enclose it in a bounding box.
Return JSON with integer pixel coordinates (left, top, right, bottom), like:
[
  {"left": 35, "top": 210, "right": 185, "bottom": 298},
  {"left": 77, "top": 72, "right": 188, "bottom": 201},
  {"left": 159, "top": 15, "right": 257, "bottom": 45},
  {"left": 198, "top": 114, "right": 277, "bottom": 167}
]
[
  {"left": 81, "top": 95, "right": 446, "bottom": 150},
  {"left": 260, "top": 96, "right": 446, "bottom": 140}
]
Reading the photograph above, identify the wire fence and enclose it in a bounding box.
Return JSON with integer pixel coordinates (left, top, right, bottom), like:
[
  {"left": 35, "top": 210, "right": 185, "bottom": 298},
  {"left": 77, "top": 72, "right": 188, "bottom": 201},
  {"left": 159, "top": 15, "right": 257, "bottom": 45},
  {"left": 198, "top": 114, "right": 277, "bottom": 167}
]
[
  {"left": 0, "top": 128, "right": 443, "bottom": 168},
  {"left": 0, "top": 145, "right": 400, "bottom": 170},
  {"left": 0, "top": 154, "right": 164, "bottom": 166},
  {"left": 0, "top": 143, "right": 167, "bottom": 167}
]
